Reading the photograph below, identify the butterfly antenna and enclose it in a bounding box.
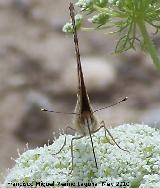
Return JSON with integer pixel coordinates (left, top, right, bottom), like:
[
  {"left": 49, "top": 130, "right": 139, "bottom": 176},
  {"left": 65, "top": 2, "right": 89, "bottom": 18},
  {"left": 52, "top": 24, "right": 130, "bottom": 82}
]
[
  {"left": 93, "top": 97, "right": 128, "bottom": 113},
  {"left": 41, "top": 108, "right": 78, "bottom": 115}
]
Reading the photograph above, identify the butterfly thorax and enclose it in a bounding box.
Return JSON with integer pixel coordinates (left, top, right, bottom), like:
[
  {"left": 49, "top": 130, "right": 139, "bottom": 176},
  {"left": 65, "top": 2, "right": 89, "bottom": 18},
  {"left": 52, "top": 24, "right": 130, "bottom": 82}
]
[{"left": 73, "top": 94, "right": 98, "bottom": 136}]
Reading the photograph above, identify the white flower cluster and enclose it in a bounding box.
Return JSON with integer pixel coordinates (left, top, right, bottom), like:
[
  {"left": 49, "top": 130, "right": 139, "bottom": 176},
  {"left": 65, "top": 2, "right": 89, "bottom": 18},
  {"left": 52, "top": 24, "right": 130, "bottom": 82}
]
[
  {"left": 76, "top": 0, "right": 93, "bottom": 10},
  {"left": 62, "top": 14, "right": 82, "bottom": 33},
  {"left": 2, "top": 124, "right": 160, "bottom": 188},
  {"left": 88, "top": 13, "right": 110, "bottom": 26},
  {"left": 76, "top": 0, "right": 108, "bottom": 11}
]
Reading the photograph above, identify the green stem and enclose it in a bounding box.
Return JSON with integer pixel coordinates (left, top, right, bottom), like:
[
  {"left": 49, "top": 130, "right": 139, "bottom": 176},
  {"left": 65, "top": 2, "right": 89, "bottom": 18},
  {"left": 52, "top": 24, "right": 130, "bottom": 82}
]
[{"left": 137, "top": 20, "right": 160, "bottom": 71}]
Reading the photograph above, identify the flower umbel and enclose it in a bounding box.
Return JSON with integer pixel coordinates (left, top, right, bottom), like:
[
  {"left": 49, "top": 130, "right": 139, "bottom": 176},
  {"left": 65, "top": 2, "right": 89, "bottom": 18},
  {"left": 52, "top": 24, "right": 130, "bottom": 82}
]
[
  {"left": 3, "top": 124, "right": 160, "bottom": 188},
  {"left": 88, "top": 13, "right": 110, "bottom": 27}
]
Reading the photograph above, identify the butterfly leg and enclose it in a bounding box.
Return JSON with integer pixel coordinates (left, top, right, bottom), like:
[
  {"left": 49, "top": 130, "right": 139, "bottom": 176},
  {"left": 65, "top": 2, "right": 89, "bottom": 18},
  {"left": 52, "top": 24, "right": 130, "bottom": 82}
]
[
  {"left": 91, "top": 124, "right": 113, "bottom": 146},
  {"left": 53, "top": 126, "right": 77, "bottom": 155},
  {"left": 92, "top": 121, "right": 128, "bottom": 152},
  {"left": 100, "top": 121, "right": 129, "bottom": 152},
  {"left": 69, "top": 135, "right": 85, "bottom": 174}
]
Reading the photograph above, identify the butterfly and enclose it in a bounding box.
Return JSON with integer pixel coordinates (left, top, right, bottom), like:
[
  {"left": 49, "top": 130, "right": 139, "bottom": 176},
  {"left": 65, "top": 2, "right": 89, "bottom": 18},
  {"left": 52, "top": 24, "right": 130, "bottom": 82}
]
[{"left": 42, "top": 2, "right": 128, "bottom": 174}]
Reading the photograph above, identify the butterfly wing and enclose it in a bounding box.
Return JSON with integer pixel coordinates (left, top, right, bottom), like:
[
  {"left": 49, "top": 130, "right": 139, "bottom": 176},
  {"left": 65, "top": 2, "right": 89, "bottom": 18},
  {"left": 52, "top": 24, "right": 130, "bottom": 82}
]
[{"left": 69, "top": 3, "right": 98, "bottom": 135}]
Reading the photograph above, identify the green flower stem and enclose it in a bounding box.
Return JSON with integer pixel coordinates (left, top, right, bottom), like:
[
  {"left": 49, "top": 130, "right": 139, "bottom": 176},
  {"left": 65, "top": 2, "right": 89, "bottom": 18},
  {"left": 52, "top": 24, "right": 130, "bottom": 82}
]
[{"left": 138, "top": 20, "right": 160, "bottom": 71}]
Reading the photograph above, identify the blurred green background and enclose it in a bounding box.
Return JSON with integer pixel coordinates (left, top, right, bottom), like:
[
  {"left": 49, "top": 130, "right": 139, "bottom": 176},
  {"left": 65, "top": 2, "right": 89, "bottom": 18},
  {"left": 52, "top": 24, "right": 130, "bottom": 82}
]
[{"left": 0, "top": 0, "right": 160, "bottom": 182}]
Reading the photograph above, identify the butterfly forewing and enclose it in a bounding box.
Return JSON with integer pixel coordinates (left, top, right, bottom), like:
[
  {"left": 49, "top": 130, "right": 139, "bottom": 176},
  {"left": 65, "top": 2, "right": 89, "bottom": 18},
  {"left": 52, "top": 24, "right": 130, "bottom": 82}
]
[{"left": 69, "top": 3, "right": 98, "bottom": 135}]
